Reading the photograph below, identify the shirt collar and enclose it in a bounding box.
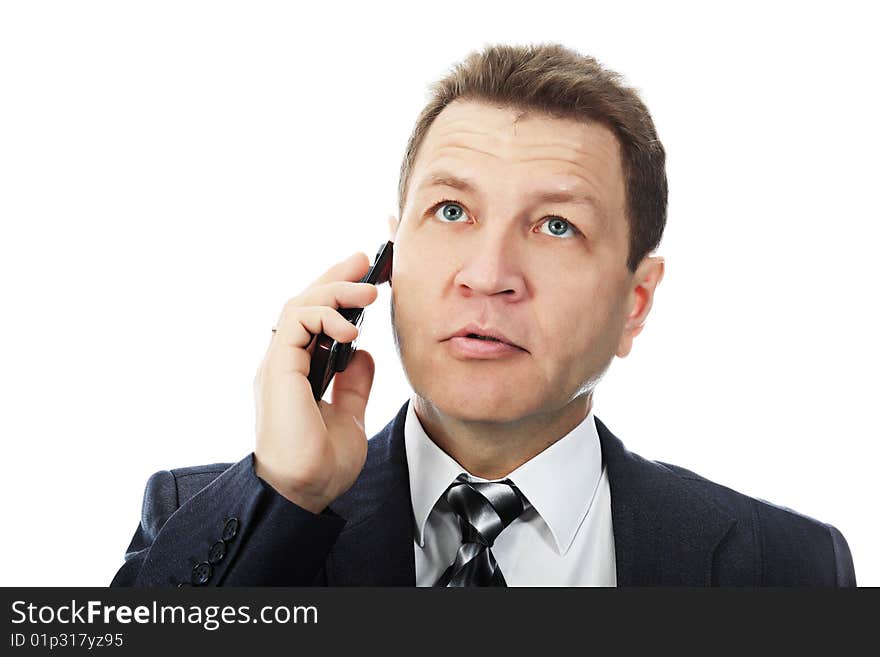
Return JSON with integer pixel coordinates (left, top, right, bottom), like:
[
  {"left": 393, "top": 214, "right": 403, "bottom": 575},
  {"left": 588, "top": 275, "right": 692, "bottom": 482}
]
[{"left": 404, "top": 393, "right": 603, "bottom": 556}]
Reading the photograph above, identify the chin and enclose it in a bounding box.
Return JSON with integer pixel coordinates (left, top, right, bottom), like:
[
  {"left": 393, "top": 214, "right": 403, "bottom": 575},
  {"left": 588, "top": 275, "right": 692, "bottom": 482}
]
[{"left": 414, "top": 372, "right": 546, "bottom": 424}]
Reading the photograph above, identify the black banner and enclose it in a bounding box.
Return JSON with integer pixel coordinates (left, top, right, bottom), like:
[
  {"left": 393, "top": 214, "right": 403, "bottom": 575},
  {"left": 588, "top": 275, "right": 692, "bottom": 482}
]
[{"left": 1, "top": 587, "right": 874, "bottom": 654}]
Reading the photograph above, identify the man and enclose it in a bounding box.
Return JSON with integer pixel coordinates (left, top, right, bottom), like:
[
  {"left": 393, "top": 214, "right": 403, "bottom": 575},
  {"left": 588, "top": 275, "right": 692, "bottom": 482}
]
[{"left": 111, "top": 43, "right": 856, "bottom": 587}]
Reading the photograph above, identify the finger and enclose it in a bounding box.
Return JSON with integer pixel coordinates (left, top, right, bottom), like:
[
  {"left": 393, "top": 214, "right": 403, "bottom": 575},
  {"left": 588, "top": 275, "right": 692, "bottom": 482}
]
[
  {"left": 267, "top": 306, "right": 360, "bottom": 378},
  {"left": 330, "top": 348, "right": 375, "bottom": 427},
  {"left": 308, "top": 252, "right": 372, "bottom": 289},
  {"left": 271, "top": 282, "right": 377, "bottom": 356},
  {"left": 292, "top": 280, "right": 378, "bottom": 314}
]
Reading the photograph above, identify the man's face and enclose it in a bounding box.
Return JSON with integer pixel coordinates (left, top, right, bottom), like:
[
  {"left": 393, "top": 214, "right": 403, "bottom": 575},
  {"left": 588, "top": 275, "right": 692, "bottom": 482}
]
[{"left": 388, "top": 99, "right": 659, "bottom": 424}]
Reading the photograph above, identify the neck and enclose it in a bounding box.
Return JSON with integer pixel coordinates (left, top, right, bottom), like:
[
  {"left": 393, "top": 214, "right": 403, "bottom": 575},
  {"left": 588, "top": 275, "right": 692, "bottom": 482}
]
[{"left": 413, "top": 392, "right": 593, "bottom": 480}]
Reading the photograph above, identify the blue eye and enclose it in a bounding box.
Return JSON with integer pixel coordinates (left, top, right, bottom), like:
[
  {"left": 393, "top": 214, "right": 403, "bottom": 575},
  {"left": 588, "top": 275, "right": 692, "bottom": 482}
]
[
  {"left": 433, "top": 202, "right": 468, "bottom": 223},
  {"left": 540, "top": 217, "right": 577, "bottom": 239},
  {"left": 430, "top": 200, "right": 581, "bottom": 239}
]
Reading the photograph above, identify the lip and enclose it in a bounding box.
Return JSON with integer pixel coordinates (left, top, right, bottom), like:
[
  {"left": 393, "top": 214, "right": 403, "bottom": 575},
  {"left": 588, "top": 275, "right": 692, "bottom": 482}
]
[
  {"left": 445, "top": 336, "right": 525, "bottom": 359},
  {"left": 447, "top": 322, "right": 524, "bottom": 350}
]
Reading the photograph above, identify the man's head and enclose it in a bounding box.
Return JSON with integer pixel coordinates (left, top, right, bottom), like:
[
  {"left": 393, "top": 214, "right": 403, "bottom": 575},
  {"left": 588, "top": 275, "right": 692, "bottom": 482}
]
[{"left": 387, "top": 43, "right": 666, "bottom": 425}]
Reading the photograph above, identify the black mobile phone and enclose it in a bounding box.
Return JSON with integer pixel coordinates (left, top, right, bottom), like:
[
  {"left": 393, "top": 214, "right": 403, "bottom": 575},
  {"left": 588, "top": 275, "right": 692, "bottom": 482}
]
[{"left": 307, "top": 241, "right": 393, "bottom": 401}]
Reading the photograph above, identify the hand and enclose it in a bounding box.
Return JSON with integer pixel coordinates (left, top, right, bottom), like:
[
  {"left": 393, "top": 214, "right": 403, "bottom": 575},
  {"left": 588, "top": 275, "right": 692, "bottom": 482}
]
[{"left": 253, "top": 252, "right": 379, "bottom": 513}]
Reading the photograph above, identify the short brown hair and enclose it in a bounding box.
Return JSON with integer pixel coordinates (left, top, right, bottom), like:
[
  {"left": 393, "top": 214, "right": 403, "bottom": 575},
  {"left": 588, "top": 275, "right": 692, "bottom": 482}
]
[{"left": 397, "top": 43, "right": 667, "bottom": 273}]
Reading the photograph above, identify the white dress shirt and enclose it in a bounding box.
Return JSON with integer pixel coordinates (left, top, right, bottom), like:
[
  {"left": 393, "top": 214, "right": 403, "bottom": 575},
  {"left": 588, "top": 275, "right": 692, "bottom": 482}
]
[{"left": 404, "top": 394, "right": 617, "bottom": 586}]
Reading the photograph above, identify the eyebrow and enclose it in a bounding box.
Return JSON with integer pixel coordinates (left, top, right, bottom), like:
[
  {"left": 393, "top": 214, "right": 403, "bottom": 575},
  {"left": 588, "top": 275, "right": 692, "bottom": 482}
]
[{"left": 419, "top": 170, "right": 605, "bottom": 225}]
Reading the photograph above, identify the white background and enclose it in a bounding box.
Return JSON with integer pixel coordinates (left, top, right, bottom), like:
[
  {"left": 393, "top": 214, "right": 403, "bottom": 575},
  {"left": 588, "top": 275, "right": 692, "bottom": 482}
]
[{"left": 1, "top": 0, "right": 876, "bottom": 586}]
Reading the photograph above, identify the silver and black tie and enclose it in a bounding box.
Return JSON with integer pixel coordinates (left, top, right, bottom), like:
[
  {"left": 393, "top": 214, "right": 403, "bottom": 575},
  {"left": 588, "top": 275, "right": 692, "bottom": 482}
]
[{"left": 434, "top": 473, "right": 528, "bottom": 587}]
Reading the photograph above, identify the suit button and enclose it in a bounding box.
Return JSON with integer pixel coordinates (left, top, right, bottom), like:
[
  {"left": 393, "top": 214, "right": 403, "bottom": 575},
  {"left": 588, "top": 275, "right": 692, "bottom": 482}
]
[
  {"left": 191, "top": 561, "right": 213, "bottom": 585},
  {"left": 177, "top": 582, "right": 191, "bottom": 587},
  {"left": 222, "top": 517, "right": 239, "bottom": 541},
  {"left": 208, "top": 539, "right": 227, "bottom": 564}
]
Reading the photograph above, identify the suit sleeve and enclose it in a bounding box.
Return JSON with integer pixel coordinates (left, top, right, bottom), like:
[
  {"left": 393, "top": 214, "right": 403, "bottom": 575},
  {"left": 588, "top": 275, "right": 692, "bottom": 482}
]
[
  {"left": 825, "top": 523, "right": 857, "bottom": 587},
  {"left": 110, "top": 452, "right": 347, "bottom": 587}
]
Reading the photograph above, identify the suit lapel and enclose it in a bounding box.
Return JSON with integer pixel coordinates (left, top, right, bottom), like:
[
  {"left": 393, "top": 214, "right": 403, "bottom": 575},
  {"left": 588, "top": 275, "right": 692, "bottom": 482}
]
[
  {"left": 326, "top": 400, "right": 737, "bottom": 586},
  {"left": 326, "top": 401, "right": 416, "bottom": 585},
  {"left": 595, "top": 416, "right": 737, "bottom": 585}
]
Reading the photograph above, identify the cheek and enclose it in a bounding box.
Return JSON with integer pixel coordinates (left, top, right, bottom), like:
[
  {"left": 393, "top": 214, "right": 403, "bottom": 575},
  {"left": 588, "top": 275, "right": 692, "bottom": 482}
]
[
  {"left": 390, "top": 270, "right": 441, "bottom": 346},
  {"left": 534, "top": 286, "right": 616, "bottom": 362},
  {"left": 393, "top": 240, "right": 448, "bottom": 306}
]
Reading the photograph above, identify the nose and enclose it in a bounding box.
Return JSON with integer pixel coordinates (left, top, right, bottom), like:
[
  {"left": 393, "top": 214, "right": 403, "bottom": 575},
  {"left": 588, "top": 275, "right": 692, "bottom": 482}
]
[{"left": 452, "top": 225, "right": 526, "bottom": 301}]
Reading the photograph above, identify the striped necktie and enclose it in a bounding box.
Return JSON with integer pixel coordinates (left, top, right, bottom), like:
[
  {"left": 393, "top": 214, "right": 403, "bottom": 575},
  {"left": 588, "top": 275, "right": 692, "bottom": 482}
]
[{"left": 434, "top": 473, "right": 528, "bottom": 587}]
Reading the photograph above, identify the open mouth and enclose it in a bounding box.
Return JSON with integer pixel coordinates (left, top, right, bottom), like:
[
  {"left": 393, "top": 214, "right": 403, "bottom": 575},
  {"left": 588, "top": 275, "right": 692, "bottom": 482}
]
[
  {"left": 445, "top": 333, "right": 525, "bottom": 358},
  {"left": 467, "top": 334, "right": 503, "bottom": 342}
]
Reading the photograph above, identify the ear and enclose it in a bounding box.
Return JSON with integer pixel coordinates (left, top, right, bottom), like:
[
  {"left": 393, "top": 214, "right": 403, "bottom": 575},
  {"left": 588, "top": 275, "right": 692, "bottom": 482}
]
[
  {"left": 616, "top": 256, "right": 665, "bottom": 358},
  {"left": 388, "top": 214, "right": 400, "bottom": 240}
]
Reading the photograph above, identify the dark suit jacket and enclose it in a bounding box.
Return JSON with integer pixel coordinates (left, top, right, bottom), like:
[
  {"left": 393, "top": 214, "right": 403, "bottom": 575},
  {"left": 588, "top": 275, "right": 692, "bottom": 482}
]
[{"left": 111, "top": 399, "right": 856, "bottom": 587}]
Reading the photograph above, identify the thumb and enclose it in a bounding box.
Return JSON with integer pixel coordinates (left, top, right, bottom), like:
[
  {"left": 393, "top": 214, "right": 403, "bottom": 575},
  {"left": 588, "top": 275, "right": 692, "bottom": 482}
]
[{"left": 329, "top": 348, "right": 375, "bottom": 425}]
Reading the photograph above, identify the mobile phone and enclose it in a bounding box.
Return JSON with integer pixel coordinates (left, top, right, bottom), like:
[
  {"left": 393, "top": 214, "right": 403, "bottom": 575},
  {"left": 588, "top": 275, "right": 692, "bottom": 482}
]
[{"left": 307, "top": 240, "right": 394, "bottom": 401}]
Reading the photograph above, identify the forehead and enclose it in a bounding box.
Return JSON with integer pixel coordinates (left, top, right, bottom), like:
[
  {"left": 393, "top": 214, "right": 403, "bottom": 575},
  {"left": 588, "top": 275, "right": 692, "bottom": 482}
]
[{"left": 411, "top": 100, "right": 626, "bottom": 216}]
